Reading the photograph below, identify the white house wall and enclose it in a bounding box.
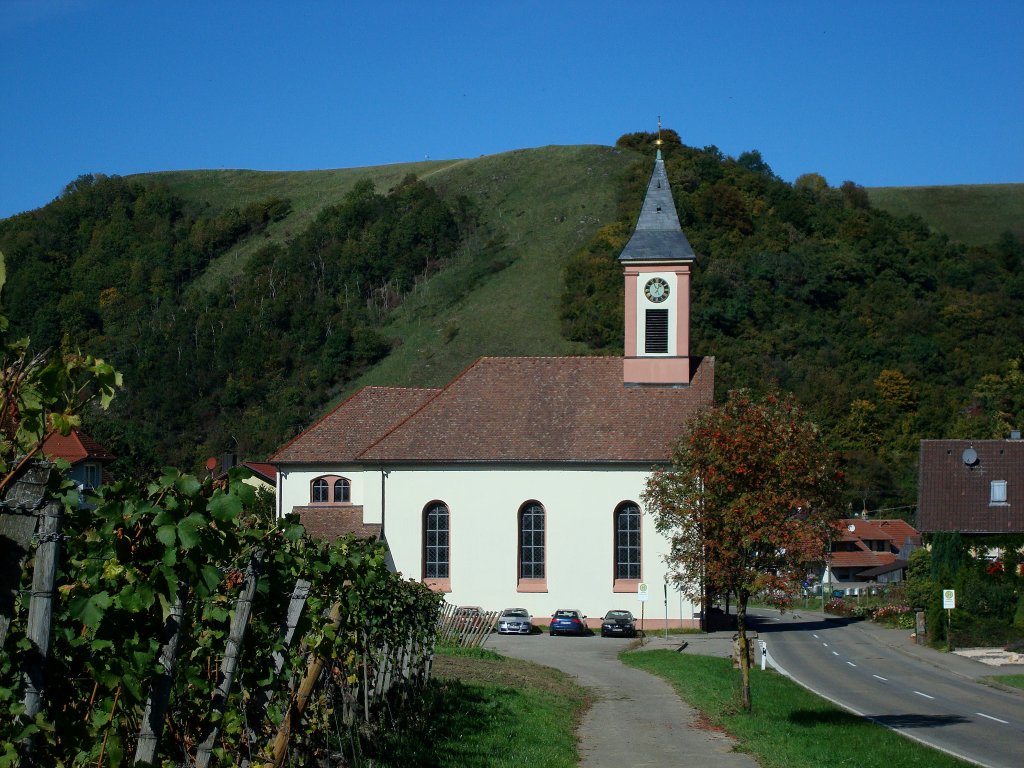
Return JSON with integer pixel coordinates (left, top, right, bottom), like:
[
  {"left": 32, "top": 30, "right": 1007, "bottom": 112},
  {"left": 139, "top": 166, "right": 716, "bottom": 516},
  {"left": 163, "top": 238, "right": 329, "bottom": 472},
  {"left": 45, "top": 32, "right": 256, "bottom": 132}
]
[{"left": 277, "top": 464, "right": 698, "bottom": 628}]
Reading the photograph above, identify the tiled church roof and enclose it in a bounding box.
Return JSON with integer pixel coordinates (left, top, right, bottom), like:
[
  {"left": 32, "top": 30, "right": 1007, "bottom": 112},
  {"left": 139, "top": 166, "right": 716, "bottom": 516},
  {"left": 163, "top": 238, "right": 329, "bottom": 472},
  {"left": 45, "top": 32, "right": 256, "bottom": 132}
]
[
  {"left": 271, "top": 387, "right": 440, "bottom": 463},
  {"left": 272, "top": 356, "right": 714, "bottom": 465}
]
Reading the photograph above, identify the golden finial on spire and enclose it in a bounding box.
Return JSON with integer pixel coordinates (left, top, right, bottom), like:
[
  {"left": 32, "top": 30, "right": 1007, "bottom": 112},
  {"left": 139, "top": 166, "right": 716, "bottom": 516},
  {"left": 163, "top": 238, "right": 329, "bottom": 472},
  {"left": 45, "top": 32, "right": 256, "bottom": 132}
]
[{"left": 656, "top": 116, "right": 663, "bottom": 148}]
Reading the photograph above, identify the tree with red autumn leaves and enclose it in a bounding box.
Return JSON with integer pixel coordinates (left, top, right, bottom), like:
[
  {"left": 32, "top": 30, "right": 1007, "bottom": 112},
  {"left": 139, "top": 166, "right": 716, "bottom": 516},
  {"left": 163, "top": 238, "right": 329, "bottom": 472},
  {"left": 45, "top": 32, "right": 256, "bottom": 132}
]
[{"left": 643, "top": 389, "right": 844, "bottom": 711}]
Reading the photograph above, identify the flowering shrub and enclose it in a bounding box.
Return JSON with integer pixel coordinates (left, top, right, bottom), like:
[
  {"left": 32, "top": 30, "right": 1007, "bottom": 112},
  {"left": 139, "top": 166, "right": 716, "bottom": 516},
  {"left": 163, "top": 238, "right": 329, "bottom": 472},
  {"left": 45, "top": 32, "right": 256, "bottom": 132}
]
[
  {"left": 824, "top": 598, "right": 850, "bottom": 615},
  {"left": 873, "top": 602, "right": 914, "bottom": 629}
]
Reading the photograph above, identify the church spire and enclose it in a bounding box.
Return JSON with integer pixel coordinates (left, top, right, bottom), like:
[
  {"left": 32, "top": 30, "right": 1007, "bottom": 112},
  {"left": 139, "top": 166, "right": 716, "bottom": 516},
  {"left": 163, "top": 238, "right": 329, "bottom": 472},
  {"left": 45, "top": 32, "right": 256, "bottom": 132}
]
[{"left": 620, "top": 134, "right": 696, "bottom": 387}]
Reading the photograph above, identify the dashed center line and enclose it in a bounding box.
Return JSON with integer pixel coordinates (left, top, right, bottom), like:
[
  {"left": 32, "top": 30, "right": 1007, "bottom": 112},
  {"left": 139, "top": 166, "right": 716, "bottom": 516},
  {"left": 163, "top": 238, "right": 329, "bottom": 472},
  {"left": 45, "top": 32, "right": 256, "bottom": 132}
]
[
  {"left": 846, "top": 661, "right": 857, "bottom": 667},
  {"left": 977, "top": 712, "right": 1008, "bottom": 724},
  {"left": 822, "top": 642, "right": 829, "bottom": 647},
  {"left": 873, "top": 674, "right": 888, "bottom": 682},
  {"left": 914, "top": 691, "right": 934, "bottom": 700},
  {"left": 832, "top": 651, "right": 839, "bottom": 656}
]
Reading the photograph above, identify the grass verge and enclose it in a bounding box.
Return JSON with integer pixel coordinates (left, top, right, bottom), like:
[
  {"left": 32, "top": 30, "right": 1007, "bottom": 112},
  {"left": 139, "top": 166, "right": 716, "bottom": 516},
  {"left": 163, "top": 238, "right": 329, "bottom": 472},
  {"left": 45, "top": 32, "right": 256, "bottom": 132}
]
[
  {"left": 621, "top": 650, "right": 973, "bottom": 768},
  {"left": 371, "top": 646, "right": 589, "bottom": 767},
  {"left": 983, "top": 674, "right": 1024, "bottom": 691}
]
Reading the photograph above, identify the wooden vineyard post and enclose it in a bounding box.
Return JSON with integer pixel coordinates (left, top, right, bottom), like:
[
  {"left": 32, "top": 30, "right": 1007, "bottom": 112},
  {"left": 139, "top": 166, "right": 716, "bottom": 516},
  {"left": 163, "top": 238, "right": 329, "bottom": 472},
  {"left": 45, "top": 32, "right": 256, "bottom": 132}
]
[
  {"left": 263, "top": 602, "right": 342, "bottom": 768},
  {"left": 195, "top": 551, "right": 263, "bottom": 768},
  {"left": 240, "top": 578, "right": 310, "bottom": 768},
  {"left": 0, "top": 461, "right": 51, "bottom": 650},
  {"left": 22, "top": 496, "right": 63, "bottom": 723},
  {"left": 134, "top": 590, "right": 186, "bottom": 766}
]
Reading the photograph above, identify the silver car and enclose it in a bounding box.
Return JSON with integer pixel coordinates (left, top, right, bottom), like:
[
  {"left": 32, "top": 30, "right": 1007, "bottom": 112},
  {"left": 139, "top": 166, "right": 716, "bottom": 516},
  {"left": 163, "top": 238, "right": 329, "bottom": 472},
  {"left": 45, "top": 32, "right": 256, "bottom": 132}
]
[{"left": 497, "top": 607, "right": 533, "bottom": 635}]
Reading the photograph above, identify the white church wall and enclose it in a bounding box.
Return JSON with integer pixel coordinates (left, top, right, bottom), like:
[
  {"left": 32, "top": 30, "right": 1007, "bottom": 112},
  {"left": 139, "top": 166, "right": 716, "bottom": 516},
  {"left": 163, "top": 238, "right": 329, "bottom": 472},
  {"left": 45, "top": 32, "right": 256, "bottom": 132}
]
[{"left": 379, "top": 464, "right": 696, "bottom": 628}]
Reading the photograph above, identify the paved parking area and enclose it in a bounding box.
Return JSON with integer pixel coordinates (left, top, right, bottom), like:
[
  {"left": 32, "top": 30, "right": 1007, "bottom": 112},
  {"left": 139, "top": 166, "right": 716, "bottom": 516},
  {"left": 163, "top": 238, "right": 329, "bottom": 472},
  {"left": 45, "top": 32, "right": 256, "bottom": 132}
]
[{"left": 486, "top": 631, "right": 758, "bottom": 768}]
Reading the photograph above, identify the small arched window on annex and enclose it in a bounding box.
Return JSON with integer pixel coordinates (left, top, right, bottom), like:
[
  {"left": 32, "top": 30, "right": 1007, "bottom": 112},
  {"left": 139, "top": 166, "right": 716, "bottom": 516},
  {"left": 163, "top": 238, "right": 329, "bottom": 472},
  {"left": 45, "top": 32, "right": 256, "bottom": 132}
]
[
  {"left": 309, "top": 475, "right": 353, "bottom": 504},
  {"left": 613, "top": 500, "right": 642, "bottom": 593},
  {"left": 517, "top": 500, "right": 547, "bottom": 593},
  {"left": 423, "top": 501, "right": 451, "bottom": 592}
]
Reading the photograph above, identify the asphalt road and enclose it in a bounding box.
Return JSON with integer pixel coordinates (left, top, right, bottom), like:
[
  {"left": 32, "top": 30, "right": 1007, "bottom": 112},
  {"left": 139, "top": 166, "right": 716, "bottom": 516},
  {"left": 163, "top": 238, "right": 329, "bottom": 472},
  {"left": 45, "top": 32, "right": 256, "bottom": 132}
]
[
  {"left": 751, "top": 609, "right": 1024, "bottom": 768},
  {"left": 487, "top": 630, "right": 758, "bottom": 768}
]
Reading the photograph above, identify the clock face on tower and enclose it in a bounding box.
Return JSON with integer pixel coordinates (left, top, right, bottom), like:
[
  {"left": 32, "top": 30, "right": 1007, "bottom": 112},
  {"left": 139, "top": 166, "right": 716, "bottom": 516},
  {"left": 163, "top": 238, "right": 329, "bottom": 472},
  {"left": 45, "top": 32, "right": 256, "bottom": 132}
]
[{"left": 644, "top": 277, "right": 670, "bottom": 303}]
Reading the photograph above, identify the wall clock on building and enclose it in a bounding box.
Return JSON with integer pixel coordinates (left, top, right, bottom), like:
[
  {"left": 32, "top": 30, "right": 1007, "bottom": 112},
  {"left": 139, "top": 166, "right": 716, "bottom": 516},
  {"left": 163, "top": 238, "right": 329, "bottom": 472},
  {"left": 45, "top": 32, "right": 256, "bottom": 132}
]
[{"left": 644, "top": 277, "right": 670, "bottom": 303}]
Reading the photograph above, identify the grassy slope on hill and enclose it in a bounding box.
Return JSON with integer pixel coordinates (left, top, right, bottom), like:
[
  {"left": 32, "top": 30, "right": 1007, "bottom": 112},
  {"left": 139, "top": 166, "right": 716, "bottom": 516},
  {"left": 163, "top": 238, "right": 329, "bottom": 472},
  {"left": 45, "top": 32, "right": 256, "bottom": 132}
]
[
  {"left": 350, "top": 144, "right": 636, "bottom": 390},
  {"left": 134, "top": 160, "right": 459, "bottom": 291},
  {"left": 867, "top": 183, "right": 1024, "bottom": 245},
  {"left": 140, "top": 145, "right": 637, "bottom": 395}
]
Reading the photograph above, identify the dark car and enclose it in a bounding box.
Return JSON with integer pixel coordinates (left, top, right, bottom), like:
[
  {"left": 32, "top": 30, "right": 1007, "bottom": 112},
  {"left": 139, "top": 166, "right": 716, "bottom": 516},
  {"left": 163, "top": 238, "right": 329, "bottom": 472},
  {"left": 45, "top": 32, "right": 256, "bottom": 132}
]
[
  {"left": 600, "top": 609, "right": 637, "bottom": 638},
  {"left": 497, "top": 608, "right": 533, "bottom": 635},
  {"left": 549, "top": 609, "right": 588, "bottom": 636}
]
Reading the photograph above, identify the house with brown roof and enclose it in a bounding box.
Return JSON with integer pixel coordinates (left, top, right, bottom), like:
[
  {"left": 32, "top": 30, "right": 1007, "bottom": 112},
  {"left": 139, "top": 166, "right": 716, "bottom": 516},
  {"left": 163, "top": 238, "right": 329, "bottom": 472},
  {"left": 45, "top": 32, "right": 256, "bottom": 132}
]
[
  {"left": 817, "top": 518, "right": 922, "bottom": 593},
  {"left": 270, "top": 149, "right": 714, "bottom": 627},
  {"left": 918, "top": 437, "right": 1024, "bottom": 535},
  {"left": 40, "top": 427, "right": 115, "bottom": 491}
]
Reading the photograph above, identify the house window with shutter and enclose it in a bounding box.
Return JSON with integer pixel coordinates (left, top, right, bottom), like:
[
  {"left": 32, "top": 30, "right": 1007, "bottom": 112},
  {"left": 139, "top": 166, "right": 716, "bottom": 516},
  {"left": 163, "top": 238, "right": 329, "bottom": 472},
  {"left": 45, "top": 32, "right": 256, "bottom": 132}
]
[{"left": 991, "top": 480, "right": 1008, "bottom": 505}]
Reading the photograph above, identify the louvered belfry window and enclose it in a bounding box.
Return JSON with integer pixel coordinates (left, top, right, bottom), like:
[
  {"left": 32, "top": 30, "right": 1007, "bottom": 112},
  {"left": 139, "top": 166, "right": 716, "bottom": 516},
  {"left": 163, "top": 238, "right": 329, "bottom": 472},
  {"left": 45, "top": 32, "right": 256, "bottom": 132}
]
[
  {"left": 616, "top": 503, "right": 641, "bottom": 579},
  {"left": 424, "top": 502, "right": 450, "bottom": 578},
  {"left": 645, "top": 309, "right": 669, "bottom": 353},
  {"left": 519, "top": 502, "right": 545, "bottom": 578}
]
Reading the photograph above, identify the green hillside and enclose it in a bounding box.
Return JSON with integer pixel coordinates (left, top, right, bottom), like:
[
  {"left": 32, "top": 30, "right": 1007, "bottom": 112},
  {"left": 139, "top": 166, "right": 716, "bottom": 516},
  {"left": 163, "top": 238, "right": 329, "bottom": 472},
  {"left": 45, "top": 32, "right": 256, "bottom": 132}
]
[
  {"left": 142, "top": 145, "right": 636, "bottom": 390},
  {"left": 867, "top": 183, "right": 1024, "bottom": 245}
]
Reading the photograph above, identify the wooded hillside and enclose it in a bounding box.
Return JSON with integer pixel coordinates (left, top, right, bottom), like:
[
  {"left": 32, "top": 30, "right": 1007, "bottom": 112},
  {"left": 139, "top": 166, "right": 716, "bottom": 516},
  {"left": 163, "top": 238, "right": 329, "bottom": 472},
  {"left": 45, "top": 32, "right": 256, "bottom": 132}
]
[{"left": 2, "top": 138, "right": 1021, "bottom": 515}]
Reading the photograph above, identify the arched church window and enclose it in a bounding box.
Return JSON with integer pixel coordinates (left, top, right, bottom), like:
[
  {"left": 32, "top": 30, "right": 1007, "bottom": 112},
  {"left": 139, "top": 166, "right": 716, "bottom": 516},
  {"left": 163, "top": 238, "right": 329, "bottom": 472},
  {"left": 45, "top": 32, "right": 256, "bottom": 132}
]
[
  {"left": 311, "top": 478, "right": 329, "bottom": 503},
  {"left": 424, "top": 502, "right": 450, "bottom": 579},
  {"left": 334, "top": 478, "right": 351, "bottom": 503},
  {"left": 519, "top": 502, "right": 545, "bottom": 579},
  {"left": 615, "top": 502, "right": 641, "bottom": 580}
]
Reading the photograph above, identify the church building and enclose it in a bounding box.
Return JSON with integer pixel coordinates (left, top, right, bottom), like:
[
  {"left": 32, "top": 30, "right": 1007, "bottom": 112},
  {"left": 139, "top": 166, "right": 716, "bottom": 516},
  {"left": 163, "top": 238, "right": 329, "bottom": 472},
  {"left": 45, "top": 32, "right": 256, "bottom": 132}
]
[{"left": 270, "top": 149, "right": 714, "bottom": 628}]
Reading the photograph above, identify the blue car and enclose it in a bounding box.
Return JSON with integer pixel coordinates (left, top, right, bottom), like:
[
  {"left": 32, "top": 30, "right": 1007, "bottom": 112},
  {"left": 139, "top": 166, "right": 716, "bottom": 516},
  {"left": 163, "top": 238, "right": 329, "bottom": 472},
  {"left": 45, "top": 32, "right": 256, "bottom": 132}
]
[{"left": 549, "top": 609, "right": 588, "bottom": 636}]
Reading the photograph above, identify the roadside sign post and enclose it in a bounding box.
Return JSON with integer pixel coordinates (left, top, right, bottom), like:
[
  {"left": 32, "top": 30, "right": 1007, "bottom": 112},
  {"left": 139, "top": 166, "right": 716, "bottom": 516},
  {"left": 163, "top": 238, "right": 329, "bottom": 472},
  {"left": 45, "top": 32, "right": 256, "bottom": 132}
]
[
  {"left": 943, "top": 589, "right": 955, "bottom": 650},
  {"left": 638, "top": 582, "right": 649, "bottom": 642},
  {"left": 663, "top": 582, "right": 669, "bottom": 640}
]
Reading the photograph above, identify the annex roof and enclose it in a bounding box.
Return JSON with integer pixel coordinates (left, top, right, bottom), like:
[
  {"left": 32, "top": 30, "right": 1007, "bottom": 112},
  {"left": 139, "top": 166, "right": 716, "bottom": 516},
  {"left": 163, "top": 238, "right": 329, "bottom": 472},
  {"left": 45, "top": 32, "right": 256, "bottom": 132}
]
[
  {"left": 271, "top": 387, "right": 440, "bottom": 464},
  {"left": 40, "top": 428, "right": 115, "bottom": 465},
  {"left": 918, "top": 439, "right": 1024, "bottom": 533},
  {"left": 273, "top": 356, "right": 714, "bottom": 466},
  {"left": 242, "top": 462, "right": 277, "bottom": 484},
  {"left": 618, "top": 150, "right": 696, "bottom": 263}
]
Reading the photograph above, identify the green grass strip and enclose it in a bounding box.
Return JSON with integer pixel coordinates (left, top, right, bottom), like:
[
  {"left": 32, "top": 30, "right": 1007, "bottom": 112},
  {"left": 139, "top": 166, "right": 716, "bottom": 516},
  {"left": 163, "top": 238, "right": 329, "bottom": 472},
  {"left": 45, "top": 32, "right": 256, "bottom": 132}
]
[
  {"left": 984, "top": 674, "right": 1024, "bottom": 691},
  {"left": 374, "top": 649, "right": 586, "bottom": 767},
  {"left": 622, "top": 650, "right": 973, "bottom": 768}
]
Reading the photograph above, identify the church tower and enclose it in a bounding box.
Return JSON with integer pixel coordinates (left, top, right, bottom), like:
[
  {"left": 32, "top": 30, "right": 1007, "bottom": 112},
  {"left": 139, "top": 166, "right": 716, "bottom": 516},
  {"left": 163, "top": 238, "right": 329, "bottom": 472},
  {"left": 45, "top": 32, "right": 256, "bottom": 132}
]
[{"left": 619, "top": 147, "right": 696, "bottom": 386}]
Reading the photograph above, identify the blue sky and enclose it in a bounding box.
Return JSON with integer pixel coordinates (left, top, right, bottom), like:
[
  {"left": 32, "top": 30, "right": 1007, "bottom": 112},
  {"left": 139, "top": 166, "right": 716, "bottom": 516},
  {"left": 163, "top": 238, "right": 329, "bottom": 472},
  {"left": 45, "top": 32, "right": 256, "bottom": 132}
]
[{"left": 3, "top": 1, "right": 1022, "bottom": 219}]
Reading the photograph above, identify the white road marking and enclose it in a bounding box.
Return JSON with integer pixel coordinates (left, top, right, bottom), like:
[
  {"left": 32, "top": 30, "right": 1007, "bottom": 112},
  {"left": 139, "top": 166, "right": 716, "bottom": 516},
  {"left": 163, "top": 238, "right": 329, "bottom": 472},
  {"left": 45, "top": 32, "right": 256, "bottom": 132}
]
[
  {"left": 822, "top": 642, "right": 828, "bottom": 647},
  {"left": 846, "top": 661, "right": 856, "bottom": 667},
  {"left": 873, "top": 674, "right": 888, "bottom": 681},
  {"left": 914, "top": 691, "right": 934, "bottom": 700},
  {"left": 977, "top": 712, "right": 1008, "bottom": 724},
  {"left": 813, "top": 634, "right": 819, "bottom": 639},
  {"left": 832, "top": 651, "right": 839, "bottom": 656}
]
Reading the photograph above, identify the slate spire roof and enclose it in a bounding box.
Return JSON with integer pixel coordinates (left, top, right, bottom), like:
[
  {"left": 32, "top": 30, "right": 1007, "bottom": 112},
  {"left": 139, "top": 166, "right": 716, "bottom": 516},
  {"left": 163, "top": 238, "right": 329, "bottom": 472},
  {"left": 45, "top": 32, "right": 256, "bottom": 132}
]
[{"left": 618, "top": 149, "right": 696, "bottom": 263}]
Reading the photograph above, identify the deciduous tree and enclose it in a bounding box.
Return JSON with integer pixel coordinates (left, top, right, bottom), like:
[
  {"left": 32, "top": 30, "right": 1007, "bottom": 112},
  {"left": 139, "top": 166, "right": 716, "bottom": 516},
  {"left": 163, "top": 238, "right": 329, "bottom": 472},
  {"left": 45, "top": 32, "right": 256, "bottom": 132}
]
[{"left": 643, "top": 390, "right": 843, "bottom": 711}]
